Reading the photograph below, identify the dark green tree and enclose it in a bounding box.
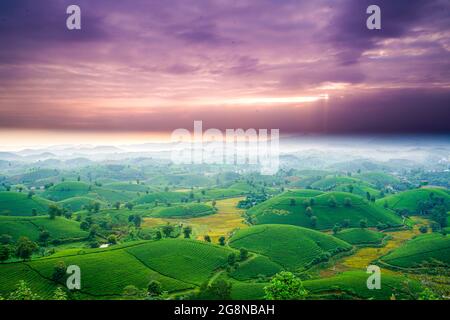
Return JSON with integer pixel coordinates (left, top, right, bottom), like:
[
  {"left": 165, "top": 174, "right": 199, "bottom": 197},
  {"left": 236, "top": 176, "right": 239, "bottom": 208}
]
[
  {"left": 264, "top": 271, "right": 308, "bottom": 300},
  {"left": 15, "top": 237, "right": 38, "bottom": 261}
]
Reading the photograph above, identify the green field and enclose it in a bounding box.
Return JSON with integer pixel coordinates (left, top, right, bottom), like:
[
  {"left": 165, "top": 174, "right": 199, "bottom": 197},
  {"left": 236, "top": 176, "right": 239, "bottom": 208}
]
[
  {"left": 335, "top": 228, "right": 385, "bottom": 245},
  {"left": 42, "top": 182, "right": 92, "bottom": 201},
  {"left": 355, "top": 172, "right": 401, "bottom": 187},
  {"left": 248, "top": 190, "right": 402, "bottom": 230},
  {"left": 0, "top": 216, "right": 88, "bottom": 242},
  {"left": 229, "top": 224, "right": 352, "bottom": 270},
  {"left": 58, "top": 197, "right": 107, "bottom": 212},
  {"left": 148, "top": 203, "right": 216, "bottom": 218},
  {"left": 0, "top": 192, "right": 53, "bottom": 216},
  {"left": 229, "top": 255, "right": 283, "bottom": 280},
  {"left": 126, "top": 239, "right": 234, "bottom": 285},
  {"left": 0, "top": 239, "right": 239, "bottom": 297},
  {"left": 380, "top": 233, "right": 450, "bottom": 268},
  {"left": 42, "top": 181, "right": 136, "bottom": 203},
  {"left": 377, "top": 188, "right": 450, "bottom": 214},
  {"left": 310, "top": 176, "right": 381, "bottom": 198},
  {"left": 303, "top": 271, "right": 423, "bottom": 300}
]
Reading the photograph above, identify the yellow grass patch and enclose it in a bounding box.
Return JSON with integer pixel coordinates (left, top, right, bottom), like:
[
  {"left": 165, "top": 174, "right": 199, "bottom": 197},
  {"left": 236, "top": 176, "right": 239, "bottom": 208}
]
[
  {"left": 142, "top": 197, "right": 248, "bottom": 243},
  {"left": 321, "top": 216, "right": 430, "bottom": 276}
]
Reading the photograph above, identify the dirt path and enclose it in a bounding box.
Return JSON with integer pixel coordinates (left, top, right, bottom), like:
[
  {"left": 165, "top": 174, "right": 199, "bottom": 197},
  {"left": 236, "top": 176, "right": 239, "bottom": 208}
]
[{"left": 320, "top": 217, "right": 430, "bottom": 277}]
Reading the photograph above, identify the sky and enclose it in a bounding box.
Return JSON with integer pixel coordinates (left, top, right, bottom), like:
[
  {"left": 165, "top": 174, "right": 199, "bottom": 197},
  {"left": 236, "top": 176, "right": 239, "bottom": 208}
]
[{"left": 0, "top": 0, "right": 449, "bottom": 145}]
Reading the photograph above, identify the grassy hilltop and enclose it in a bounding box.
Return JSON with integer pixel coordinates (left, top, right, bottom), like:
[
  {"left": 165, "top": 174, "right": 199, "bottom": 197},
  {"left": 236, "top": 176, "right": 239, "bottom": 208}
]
[{"left": 247, "top": 190, "right": 402, "bottom": 230}]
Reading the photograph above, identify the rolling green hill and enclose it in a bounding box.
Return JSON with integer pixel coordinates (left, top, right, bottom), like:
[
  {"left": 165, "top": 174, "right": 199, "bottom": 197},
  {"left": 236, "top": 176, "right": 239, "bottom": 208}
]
[
  {"left": 307, "top": 175, "right": 382, "bottom": 198},
  {"left": 376, "top": 188, "right": 450, "bottom": 214},
  {"left": 103, "top": 182, "right": 151, "bottom": 193},
  {"left": 42, "top": 182, "right": 91, "bottom": 201},
  {"left": 303, "top": 271, "right": 423, "bottom": 300},
  {"left": 248, "top": 190, "right": 402, "bottom": 230},
  {"left": 148, "top": 203, "right": 216, "bottom": 218},
  {"left": 334, "top": 228, "right": 385, "bottom": 245},
  {"left": 0, "top": 192, "right": 53, "bottom": 216},
  {"left": 42, "top": 181, "right": 136, "bottom": 204},
  {"left": 0, "top": 216, "right": 88, "bottom": 242},
  {"left": 355, "top": 172, "right": 401, "bottom": 187},
  {"left": 380, "top": 233, "right": 450, "bottom": 268},
  {"left": 229, "top": 255, "right": 283, "bottom": 280},
  {"left": 58, "top": 197, "right": 107, "bottom": 212},
  {"left": 229, "top": 224, "right": 351, "bottom": 270},
  {"left": 126, "top": 239, "right": 232, "bottom": 285},
  {"left": 133, "top": 191, "right": 189, "bottom": 205},
  {"left": 0, "top": 239, "right": 239, "bottom": 298}
]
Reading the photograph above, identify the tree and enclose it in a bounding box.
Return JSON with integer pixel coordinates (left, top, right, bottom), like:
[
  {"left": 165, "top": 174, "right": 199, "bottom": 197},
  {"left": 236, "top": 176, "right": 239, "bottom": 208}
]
[
  {"left": 227, "top": 252, "right": 236, "bottom": 266},
  {"left": 366, "top": 192, "right": 371, "bottom": 201},
  {"left": 27, "top": 191, "right": 34, "bottom": 199},
  {"left": 332, "top": 224, "right": 341, "bottom": 235},
  {"left": 31, "top": 208, "right": 37, "bottom": 216},
  {"left": 38, "top": 230, "right": 51, "bottom": 244},
  {"left": 108, "top": 234, "right": 117, "bottom": 244},
  {"left": 309, "top": 198, "right": 315, "bottom": 206},
  {"left": 310, "top": 216, "right": 317, "bottom": 228},
  {"left": 328, "top": 196, "right": 337, "bottom": 208},
  {"left": 198, "top": 279, "right": 232, "bottom": 300},
  {"left": 360, "top": 219, "right": 368, "bottom": 229},
  {"left": 305, "top": 206, "right": 313, "bottom": 217},
  {"left": 183, "top": 226, "right": 192, "bottom": 239},
  {"left": 418, "top": 287, "right": 439, "bottom": 300},
  {"left": 48, "top": 204, "right": 62, "bottom": 219},
  {"left": 419, "top": 226, "right": 428, "bottom": 234},
  {"left": 92, "top": 201, "right": 101, "bottom": 213},
  {"left": 63, "top": 209, "right": 72, "bottom": 219},
  {"left": 89, "top": 224, "right": 99, "bottom": 239},
  {"left": 125, "top": 202, "right": 134, "bottom": 211},
  {"left": 218, "top": 236, "right": 226, "bottom": 246},
  {"left": 383, "top": 200, "right": 389, "bottom": 209},
  {"left": 162, "top": 224, "right": 174, "bottom": 238},
  {"left": 348, "top": 185, "right": 354, "bottom": 193},
  {"left": 114, "top": 201, "right": 121, "bottom": 210},
  {"left": 0, "top": 234, "right": 12, "bottom": 245},
  {"left": 133, "top": 215, "right": 142, "bottom": 228},
  {"left": 0, "top": 245, "right": 10, "bottom": 263},
  {"left": 344, "top": 197, "right": 352, "bottom": 207},
  {"left": 204, "top": 235, "right": 211, "bottom": 242},
  {"left": 155, "top": 230, "right": 162, "bottom": 240},
  {"left": 148, "top": 280, "right": 163, "bottom": 297},
  {"left": 212, "top": 200, "right": 217, "bottom": 208},
  {"left": 264, "top": 271, "right": 308, "bottom": 300},
  {"left": 53, "top": 287, "right": 68, "bottom": 300},
  {"left": 239, "top": 248, "right": 249, "bottom": 261},
  {"left": 15, "top": 237, "right": 38, "bottom": 261},
  {"left": 8, "top": 280, "right": 40, "bottom": 300},
  {"left": 52, "top": 261, "right": 67, "bottom": 282},
  {"left": 290, "top": 198, "right": 296, "bottom": 206},
  {"left": 80, "top": 220, "right": 90, "bottom": 231}
]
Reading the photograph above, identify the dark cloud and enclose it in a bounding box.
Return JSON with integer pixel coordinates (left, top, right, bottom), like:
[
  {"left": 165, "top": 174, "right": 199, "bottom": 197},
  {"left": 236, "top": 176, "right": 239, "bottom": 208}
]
[{"left": 0, "top": 0, "right": 448, "bottom": 134}]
